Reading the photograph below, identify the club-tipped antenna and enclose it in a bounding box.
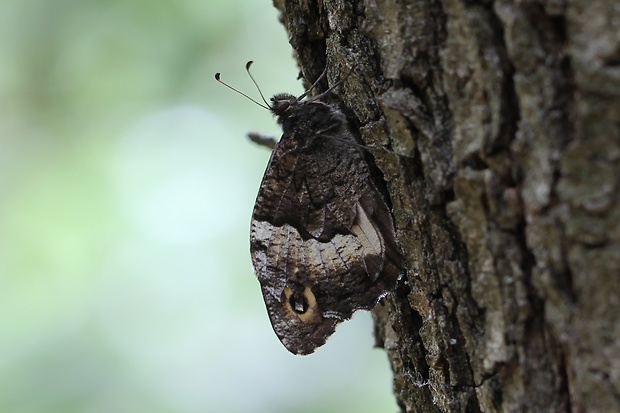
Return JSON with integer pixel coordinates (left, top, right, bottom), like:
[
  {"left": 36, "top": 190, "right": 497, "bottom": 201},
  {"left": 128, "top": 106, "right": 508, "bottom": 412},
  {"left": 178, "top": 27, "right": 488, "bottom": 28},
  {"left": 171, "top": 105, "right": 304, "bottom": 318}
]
[
  {"left": 214, "top": 70, "right": 271, "bottom": 110},
  {"left": 245, "top": 61, "right": 272, "bottom": 107}
]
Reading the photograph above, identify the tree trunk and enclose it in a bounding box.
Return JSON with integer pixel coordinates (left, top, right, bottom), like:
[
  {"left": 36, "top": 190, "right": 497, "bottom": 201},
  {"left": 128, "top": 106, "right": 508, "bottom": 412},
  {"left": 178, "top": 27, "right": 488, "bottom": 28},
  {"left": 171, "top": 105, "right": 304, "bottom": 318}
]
[{"left": 272, "top": 0, "right": 620, "bottom": 412}]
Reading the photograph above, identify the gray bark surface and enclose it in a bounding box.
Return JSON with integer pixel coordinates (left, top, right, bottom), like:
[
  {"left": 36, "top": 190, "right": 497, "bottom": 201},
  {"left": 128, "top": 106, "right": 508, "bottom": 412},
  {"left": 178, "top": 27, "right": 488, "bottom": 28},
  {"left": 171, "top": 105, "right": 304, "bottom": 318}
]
[{"left": 272, "top": 0, "right": 620, "bottom": 412}]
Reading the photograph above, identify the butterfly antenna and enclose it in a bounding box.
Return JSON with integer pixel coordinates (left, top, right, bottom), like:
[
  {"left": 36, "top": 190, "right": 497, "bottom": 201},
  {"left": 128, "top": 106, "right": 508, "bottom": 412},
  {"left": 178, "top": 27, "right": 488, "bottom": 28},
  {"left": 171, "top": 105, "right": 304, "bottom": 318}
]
[
  {"left": 214, "top": 71, "right": 271, "bottom": 110},
  {"left": 307, "top": 65, "right": 357, "bottom": 102},
  {"left": 245, "top": 61, "right": 272, "bottom": 108}
]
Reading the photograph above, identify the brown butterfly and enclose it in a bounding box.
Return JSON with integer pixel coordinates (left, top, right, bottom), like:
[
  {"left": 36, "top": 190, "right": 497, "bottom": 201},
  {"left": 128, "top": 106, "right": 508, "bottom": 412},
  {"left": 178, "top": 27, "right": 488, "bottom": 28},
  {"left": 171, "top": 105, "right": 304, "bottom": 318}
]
[{"left": 216, "top": 62, "right": 403, "bottom": 354}]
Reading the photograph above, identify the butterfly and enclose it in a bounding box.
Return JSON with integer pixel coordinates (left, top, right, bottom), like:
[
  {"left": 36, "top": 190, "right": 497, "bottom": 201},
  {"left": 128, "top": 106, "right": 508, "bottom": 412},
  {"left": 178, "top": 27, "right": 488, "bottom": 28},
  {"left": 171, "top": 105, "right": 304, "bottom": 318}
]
[{"left": 216, "top": 62, "right": 403, "bottom": 354}]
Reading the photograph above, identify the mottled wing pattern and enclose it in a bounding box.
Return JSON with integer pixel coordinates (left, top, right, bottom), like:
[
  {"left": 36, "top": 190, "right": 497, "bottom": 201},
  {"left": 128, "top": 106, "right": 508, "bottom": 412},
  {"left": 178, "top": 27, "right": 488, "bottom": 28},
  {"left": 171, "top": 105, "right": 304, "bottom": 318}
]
[{"left": 250, "top": 100, "right": 402, "bottom": 355}]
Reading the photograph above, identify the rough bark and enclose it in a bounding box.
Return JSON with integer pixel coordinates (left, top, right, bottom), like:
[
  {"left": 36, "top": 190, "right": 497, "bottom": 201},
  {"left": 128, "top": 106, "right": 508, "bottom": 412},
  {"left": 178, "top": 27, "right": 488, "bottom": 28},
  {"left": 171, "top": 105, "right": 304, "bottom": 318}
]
[{"left": 272, "top": 0, "right": 620, "bottom": 412}]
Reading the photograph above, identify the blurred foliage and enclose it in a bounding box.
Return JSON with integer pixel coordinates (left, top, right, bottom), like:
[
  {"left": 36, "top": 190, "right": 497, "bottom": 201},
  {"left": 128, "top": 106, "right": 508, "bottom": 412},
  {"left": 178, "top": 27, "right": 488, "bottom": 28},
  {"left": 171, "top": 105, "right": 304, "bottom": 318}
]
[{"left": 0, "top": 1, "right": 398, "bottom": 412}]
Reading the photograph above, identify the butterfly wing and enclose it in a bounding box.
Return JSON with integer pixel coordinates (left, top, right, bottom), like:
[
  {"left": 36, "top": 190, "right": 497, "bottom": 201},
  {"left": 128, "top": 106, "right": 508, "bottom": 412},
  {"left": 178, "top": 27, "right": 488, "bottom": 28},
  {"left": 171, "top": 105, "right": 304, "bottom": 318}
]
[{"left": 250, "top": 103, "right": 402, "bottom": 355}]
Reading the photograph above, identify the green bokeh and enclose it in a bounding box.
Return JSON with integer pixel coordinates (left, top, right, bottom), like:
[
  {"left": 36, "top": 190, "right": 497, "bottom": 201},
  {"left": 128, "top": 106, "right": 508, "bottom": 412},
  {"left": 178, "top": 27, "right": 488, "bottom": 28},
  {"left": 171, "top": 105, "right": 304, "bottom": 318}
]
[{"left": 0, "top": 1, "right": 398, "bottom": 412}]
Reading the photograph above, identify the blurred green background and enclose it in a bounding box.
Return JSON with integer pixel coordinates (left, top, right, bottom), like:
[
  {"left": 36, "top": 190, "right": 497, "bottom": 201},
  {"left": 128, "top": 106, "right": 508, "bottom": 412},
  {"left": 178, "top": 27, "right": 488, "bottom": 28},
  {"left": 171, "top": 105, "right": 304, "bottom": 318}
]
[{"left": 0, "top": 0, "right": 398, "bottom": 412}]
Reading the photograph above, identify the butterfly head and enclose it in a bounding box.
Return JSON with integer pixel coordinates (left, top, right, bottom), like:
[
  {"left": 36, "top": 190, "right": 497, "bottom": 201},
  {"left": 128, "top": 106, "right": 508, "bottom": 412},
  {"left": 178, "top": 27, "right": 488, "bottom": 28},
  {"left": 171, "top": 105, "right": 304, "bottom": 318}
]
[{"left": 269, "top": 93, "right": 299, "bottom": 119}]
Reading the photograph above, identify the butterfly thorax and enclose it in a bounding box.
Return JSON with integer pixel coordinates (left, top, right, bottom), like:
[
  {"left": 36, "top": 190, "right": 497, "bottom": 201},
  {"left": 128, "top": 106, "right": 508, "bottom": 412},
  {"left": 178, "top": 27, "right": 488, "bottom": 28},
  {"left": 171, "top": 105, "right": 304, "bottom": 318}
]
[{"left": 270, "top": 94, "right": 351, "bottom": 148}]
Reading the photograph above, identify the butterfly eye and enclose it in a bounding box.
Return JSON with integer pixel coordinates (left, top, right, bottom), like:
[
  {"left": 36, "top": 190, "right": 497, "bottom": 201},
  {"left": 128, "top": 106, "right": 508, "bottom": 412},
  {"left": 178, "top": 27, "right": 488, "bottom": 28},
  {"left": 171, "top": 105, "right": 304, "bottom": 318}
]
[{"left": 271, "top": 100, "right": 291, "bottom": 113}]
